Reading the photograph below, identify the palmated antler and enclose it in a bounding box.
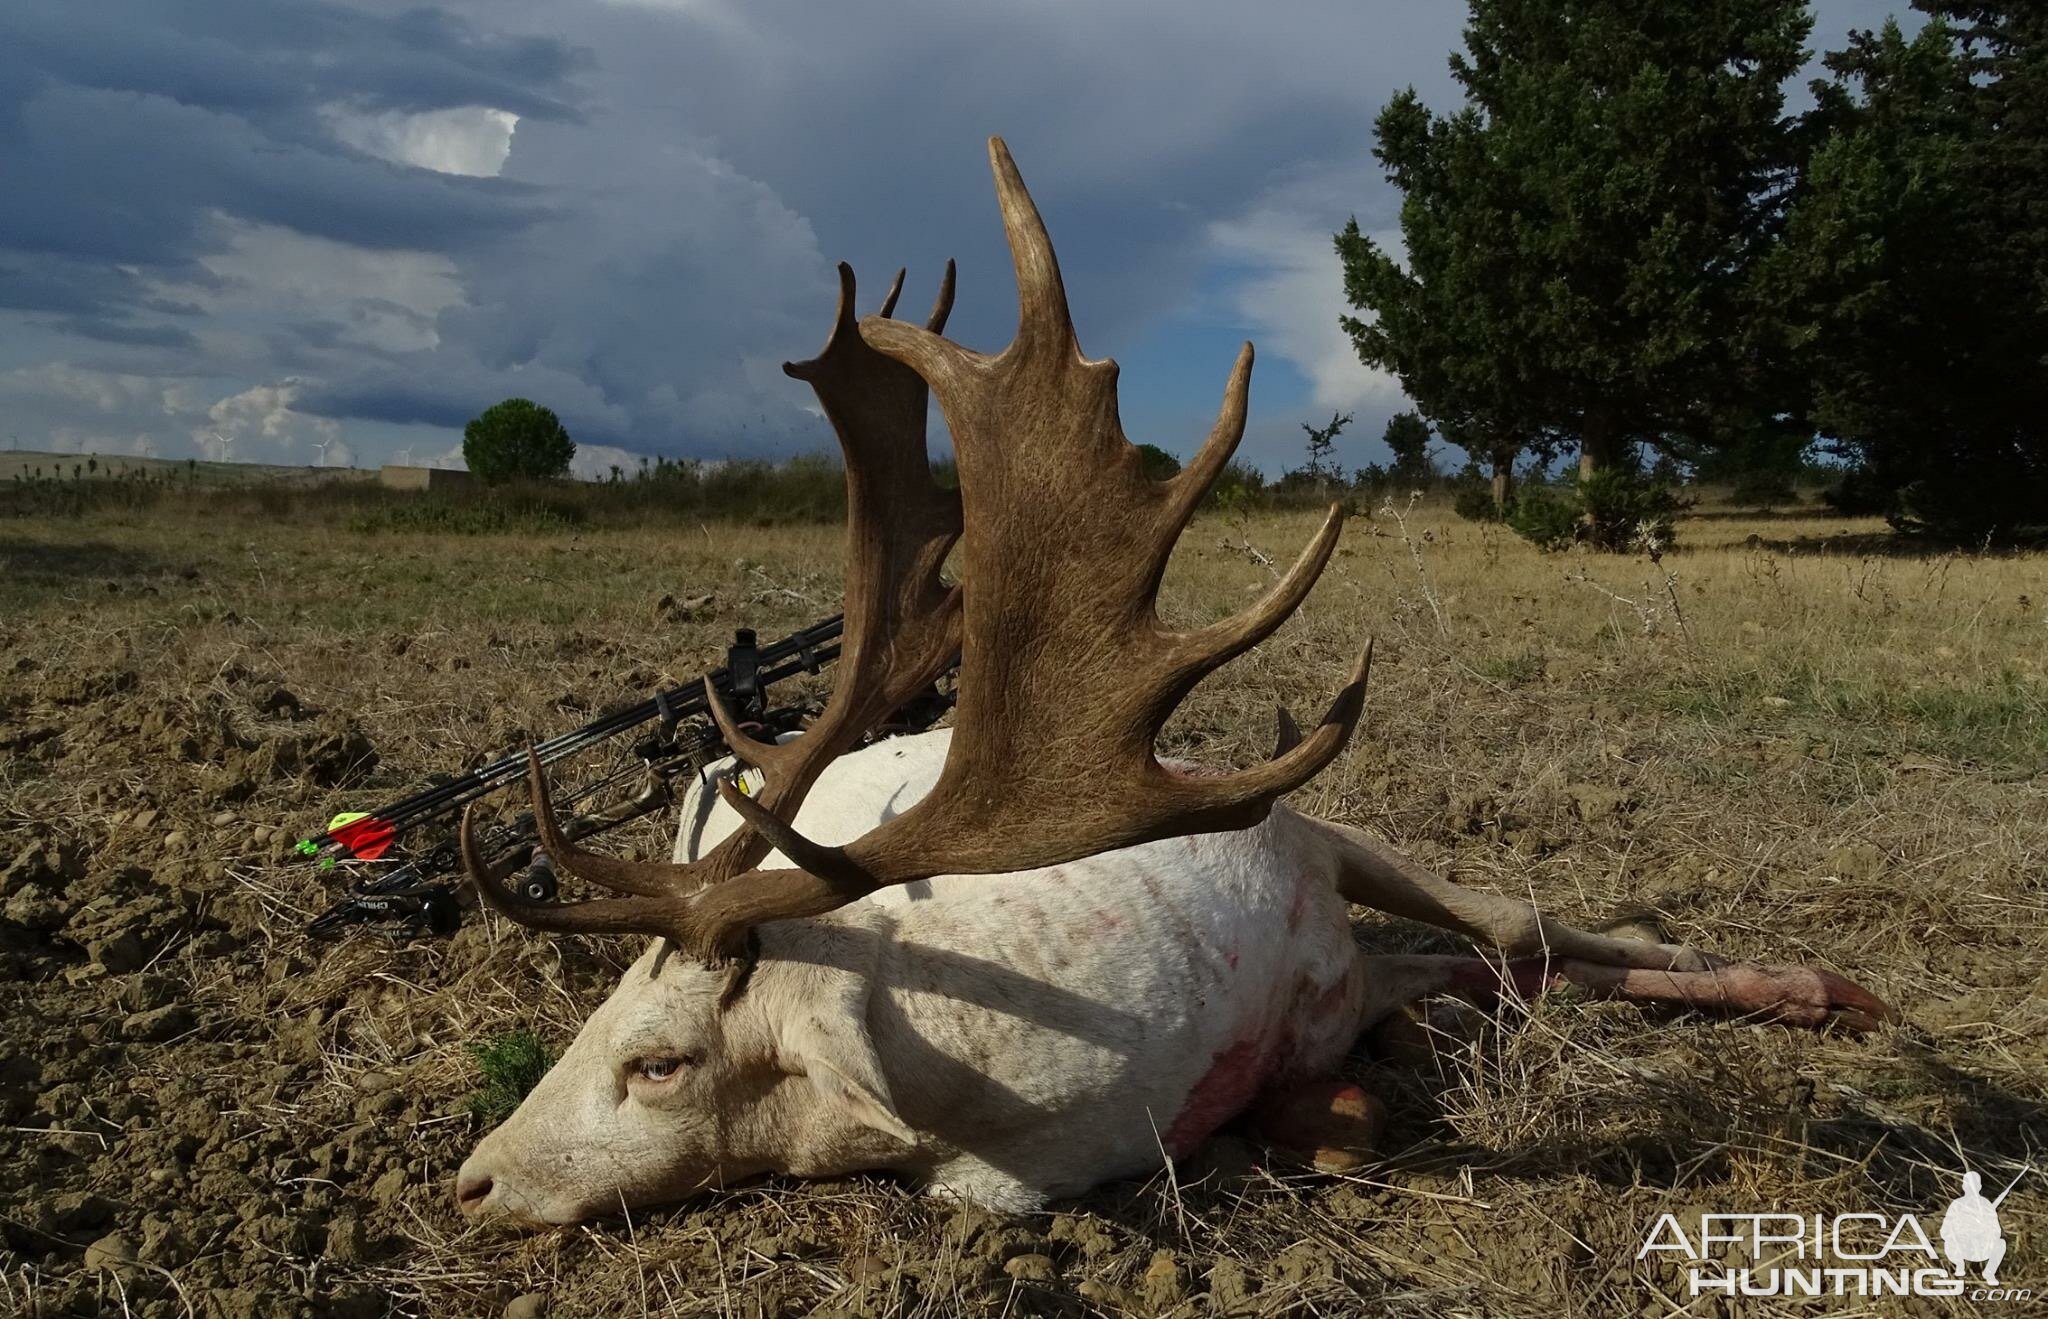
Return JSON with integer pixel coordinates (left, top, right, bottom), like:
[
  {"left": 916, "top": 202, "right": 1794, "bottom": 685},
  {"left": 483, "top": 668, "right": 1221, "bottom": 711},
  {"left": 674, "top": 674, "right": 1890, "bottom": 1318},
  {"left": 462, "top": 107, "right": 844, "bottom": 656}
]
[
  {"left": 731, "top": 138, "right": 1371, "bottom": 878},
  {"left": 463, "top": 261, "right": 964, "bottom": 952},
  {"left": 468, "top": 137, "right": 1370, "bottom": 963}
]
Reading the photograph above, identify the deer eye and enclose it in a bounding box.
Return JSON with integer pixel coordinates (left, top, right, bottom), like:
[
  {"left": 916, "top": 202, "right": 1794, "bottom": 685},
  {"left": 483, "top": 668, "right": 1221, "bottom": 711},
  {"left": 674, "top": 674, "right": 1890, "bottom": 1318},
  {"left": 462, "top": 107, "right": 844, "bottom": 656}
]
[{"left": 633, "top": 1052, "right": 700, "bottom": 1083}]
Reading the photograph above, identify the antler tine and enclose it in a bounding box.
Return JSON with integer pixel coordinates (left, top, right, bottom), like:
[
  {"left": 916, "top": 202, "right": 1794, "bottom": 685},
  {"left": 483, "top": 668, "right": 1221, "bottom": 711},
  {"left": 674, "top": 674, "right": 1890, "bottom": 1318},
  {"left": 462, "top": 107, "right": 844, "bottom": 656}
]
[
  {"left": 989, "top": 137, "right": 1076, "bottom": 348},
  {"left": 1167, "top": 504, "right": 1344, "bottom": 686},
  {"left": 1271, "top": 705, "right": 1303, "bottom": 758},
  {"left": 877, "top": 268, "right": 906, "bottom": 319},
  {"left": 1165, "top": 341, "right": 1254, "bottom": 537},
  {"left": 1150, "top": 636, "right": 1373, "bottom": 821},
  {"left": 927, "top": 258, "right": 956, "bottom": 334},
  {"left": 463, "top": 801, "right": 688, "bottom": 935},
  {"left": 524, "top": 748, "right": 687, "bottom": 897},
  {"left": 783, "top": 263, "right": 862, "bottom": 385}
]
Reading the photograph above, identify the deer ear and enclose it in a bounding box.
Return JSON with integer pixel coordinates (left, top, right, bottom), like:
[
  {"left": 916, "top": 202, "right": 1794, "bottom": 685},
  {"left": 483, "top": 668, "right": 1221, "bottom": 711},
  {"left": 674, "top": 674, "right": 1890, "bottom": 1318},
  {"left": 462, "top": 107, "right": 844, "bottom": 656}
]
[{"left": 781, "top": 1009, "right": 915, "bottom": 1146}]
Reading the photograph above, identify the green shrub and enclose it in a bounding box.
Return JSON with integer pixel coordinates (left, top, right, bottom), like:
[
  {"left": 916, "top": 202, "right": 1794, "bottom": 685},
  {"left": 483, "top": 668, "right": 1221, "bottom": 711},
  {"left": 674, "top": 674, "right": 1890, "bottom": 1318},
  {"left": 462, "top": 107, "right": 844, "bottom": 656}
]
[
  {"left": 468, "top": 1030, "right": 556, "bottom": 1124},
  {"left": 0, "top": 472, "right": 168, "bottom": 518},
  {"left": 1135, "top": 443, "right": 1182, "bottom": 481},
  {"left": 1451, "top": 459, "right": 1503, "bottom": 522},
  {"left": 1507, "top": 485, "right": 1581, "bottom": 550},
  {"left": 1474, "top": 648, "right": 1546, "bottom": 686},
  {"left": 1731, "top": 469, "right": 1800, "bottom": 508},
  {"left": 347, "top": 491, "right": 586, "bottom": 535},
  {"left": 1453, "top": 483, "right": 1503, "bottom": 523},
  {"left": 1893, "top": 462, "right": 2048, "bottom": 542},
  {"left": 1576, "top": 465, "right": 1688, "bottom": 550},
  {"left": 1823, "top": 465, "right": 1894, "bottom": 516},
  {"left": 1203, "top": 459, "right": 1267, "bottom": 513}
]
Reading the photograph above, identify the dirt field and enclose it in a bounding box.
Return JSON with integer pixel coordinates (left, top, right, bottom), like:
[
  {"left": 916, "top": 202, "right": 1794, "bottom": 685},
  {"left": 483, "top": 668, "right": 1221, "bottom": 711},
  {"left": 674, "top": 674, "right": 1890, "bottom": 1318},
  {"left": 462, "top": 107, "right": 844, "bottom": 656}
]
[{"left": 3, "top": 495, "right": 2044, "bottom": 1317}]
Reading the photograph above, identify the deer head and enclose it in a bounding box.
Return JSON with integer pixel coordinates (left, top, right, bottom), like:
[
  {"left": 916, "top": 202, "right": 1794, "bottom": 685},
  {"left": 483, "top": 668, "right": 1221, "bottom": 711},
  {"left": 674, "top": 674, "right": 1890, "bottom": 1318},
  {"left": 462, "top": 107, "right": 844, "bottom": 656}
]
[{"left": 454, "top": 138, "right": 1371, "bottom": 1226}]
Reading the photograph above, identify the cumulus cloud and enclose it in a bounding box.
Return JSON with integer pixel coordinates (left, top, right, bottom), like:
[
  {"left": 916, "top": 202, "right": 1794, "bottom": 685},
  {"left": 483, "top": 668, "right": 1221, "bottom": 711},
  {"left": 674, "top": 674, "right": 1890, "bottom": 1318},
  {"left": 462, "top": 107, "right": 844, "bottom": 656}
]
[
  {"left": 204, "top": 382, "right": 343, "bottom": 459},
  {"left": 4, "top": 363, "right": 165, "bottom": 415},
  {"left": 143, "top": 218, "right": 465, "bottom": 356},
  {"left": 1207, "top": 166, "right": 1409, "bottom": 419},
  {"left": 323, "top": 105, "right": 522, "bottom": 177}
]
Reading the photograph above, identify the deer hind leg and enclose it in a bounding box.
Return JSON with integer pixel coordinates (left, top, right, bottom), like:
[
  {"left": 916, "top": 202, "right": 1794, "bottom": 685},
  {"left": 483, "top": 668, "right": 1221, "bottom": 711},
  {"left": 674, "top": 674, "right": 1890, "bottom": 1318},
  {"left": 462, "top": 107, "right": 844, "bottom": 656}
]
[{"left": 1295, "top": 815, "right": 1894, "bottom": 1032}]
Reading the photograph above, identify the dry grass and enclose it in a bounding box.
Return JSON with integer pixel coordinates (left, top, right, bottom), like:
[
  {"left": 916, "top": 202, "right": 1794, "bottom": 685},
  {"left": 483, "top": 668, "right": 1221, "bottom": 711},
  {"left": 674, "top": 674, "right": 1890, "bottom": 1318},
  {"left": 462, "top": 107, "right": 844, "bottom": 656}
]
[{"left": 1, "top": 492, "right": 2044, "bottom": 1316}]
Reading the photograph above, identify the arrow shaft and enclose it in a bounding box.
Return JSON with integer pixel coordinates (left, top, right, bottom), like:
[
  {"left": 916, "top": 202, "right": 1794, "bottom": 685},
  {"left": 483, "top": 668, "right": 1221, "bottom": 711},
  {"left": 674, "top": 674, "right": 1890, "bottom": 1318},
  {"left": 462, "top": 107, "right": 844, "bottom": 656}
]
[{"left": 300, "top": 614, "right": 847, "bottom": 859}]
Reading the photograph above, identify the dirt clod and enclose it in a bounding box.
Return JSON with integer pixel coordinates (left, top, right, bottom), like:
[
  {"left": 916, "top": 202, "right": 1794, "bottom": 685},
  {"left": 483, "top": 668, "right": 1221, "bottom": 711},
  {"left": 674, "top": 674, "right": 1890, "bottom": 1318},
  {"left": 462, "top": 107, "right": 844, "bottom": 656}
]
[
  {"left": 82, "top": 1232, "right": 138, "bottom": 1275},
  {"left": 324, "top": 1213, "right": 369, "bottom": 1264},
  {"left": 50, "top": 1190, "right": 112, "bottom": 1233},
  {"left": 1139, "top": 1250, "right": 1187, "bottom": 1310},
  {"left": 1824, "top": 842, "right": 1887, "bottom": 880},
  {"left": 4, "top": 884, "right": 72, "bottom": 931},
  {"left": 1207, "top": 1256, "right": 1254, "bottom": 1310},
  {"left": 123, "top": 1003, "right": 194, "bottom": 1041},
  {"left": 260, "top": 687, "right": 304, "bottom": 718},
  {"left": 1002, "top": 1252, "right": 1057, "bottom": 1282},
  {"left": 843, "top": 1254, "right": 888, "bottom": 1284},
  {"left": 1048, "top": 1212, "right": 1116, "bottom": 1259}
]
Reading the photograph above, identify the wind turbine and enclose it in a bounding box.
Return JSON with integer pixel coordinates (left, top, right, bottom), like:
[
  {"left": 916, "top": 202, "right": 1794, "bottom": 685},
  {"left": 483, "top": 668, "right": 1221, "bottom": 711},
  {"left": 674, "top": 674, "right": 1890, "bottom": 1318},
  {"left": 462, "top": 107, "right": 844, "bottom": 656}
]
[
  {"left": 313, "top": 438, "right": 333, "bottom": 467},
  {"left": 395, "top": 447, "right": 414, "bottom": 467},
  {"left": 209, "top": 430, "right": 234, "bottom": 463}
]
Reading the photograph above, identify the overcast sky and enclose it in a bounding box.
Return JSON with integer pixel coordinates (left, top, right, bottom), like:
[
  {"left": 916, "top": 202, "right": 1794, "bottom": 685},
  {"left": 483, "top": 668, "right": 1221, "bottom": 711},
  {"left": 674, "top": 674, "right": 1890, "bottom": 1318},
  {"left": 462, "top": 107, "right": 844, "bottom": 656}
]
[{"left": 1, "top": 0, "right": 1911, "bottom": 477}]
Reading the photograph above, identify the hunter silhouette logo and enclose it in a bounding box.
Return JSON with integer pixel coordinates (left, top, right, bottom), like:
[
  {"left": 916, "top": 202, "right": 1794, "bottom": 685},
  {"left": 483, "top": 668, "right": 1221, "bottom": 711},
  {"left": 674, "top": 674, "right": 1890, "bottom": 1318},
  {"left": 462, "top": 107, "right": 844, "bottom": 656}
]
[{"left": 1943, "top": 1168, "right": 2020, "bottom": 1285}]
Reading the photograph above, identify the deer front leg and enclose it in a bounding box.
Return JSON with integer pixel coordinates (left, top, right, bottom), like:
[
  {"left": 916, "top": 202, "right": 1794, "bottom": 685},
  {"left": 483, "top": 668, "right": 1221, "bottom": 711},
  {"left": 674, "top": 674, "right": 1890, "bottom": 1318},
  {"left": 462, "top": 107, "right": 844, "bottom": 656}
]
[
  {"left": 1358, "top": 952, "right": 1893, "bottom": 1039},
  {"left": 1296, "top": 813, "right": 1894, "bottom": 1031},
  {"left": 1297, "top": 814, "right": 1724, "bottom": 972}
]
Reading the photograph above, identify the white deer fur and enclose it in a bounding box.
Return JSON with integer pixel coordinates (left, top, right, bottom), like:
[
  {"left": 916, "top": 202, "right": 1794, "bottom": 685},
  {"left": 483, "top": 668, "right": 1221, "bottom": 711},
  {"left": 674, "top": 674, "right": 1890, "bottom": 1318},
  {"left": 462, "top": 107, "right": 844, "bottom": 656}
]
[{"left": 458, "top": 727, "right": 1712, "bottom": 1225}]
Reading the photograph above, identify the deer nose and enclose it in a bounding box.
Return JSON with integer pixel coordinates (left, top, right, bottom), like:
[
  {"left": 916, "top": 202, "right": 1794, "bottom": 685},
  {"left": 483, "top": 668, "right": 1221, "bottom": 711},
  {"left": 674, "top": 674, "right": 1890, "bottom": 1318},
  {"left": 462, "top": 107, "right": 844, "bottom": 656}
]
[{"left": 455, "top": 1166, "right": 495, "bottom": 1217}]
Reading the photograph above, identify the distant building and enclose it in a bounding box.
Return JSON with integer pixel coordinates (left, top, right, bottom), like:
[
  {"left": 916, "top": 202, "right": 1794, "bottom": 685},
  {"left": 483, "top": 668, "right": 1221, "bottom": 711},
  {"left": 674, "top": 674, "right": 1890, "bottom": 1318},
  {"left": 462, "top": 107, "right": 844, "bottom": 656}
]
[{"left": 379, "top": 465, "right": 476, "bottom": 492}]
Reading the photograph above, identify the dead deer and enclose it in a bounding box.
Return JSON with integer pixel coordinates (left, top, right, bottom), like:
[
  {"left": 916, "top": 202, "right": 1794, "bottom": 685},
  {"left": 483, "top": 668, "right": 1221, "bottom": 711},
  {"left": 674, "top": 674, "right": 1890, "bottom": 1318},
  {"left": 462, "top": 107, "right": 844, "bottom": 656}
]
[{"left": 453, "top": 139, "right": 1892, "bottom": 1226}]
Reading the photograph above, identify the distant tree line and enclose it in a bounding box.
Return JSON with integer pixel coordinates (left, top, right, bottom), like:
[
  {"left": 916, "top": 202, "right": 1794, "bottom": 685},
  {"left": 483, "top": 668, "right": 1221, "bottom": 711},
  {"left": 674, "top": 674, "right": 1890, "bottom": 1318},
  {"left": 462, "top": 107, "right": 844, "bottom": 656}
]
[{"left": 1337, "top": 0, "right": 2046, "bottom": 547}]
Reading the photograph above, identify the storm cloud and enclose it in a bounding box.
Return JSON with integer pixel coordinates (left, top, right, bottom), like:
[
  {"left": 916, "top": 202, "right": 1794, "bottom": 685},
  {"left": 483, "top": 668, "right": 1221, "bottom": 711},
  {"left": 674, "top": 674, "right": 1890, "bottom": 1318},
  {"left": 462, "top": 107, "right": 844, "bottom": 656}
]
[{"left": 0, "top": 0, "right": 1912, "bottom": 473}]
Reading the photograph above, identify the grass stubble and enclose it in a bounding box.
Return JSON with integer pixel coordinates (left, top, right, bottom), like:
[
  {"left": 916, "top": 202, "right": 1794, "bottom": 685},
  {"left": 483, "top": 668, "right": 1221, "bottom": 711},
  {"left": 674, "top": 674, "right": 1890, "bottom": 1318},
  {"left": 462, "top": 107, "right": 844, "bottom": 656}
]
[{"left": 0, "top": 489, "right": 2042, "bottom": 1317}]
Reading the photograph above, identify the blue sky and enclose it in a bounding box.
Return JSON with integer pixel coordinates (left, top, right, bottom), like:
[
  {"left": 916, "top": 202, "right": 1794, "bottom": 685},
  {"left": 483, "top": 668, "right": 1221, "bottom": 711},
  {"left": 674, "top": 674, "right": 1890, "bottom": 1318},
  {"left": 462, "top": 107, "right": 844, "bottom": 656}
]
[{"left": 0, "top": 0, "right": 1911, "bottom": 478}]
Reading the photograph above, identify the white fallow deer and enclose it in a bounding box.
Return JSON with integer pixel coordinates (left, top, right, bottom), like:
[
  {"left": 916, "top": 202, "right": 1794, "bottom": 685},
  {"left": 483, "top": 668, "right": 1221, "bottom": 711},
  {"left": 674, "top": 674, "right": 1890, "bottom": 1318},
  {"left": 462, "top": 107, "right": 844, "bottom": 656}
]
[{"left": 453, "top": 138, "right": 1892, "bottom": 1227}]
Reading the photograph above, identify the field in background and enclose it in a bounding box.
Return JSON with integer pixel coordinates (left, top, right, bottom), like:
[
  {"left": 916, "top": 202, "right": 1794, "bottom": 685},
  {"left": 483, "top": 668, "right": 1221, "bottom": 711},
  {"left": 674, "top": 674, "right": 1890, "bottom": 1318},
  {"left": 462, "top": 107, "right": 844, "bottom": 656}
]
[
  {"left": 1, "top": 492, "right": 2043, "bottom": 1315},
  {"left": 0, "top": 449, "right": 376, "bottom": 489}
]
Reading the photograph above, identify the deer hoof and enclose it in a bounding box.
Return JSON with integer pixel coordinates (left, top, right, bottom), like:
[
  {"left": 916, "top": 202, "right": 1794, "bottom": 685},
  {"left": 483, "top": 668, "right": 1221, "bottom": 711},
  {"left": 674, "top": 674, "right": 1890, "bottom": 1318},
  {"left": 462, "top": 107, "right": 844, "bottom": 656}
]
[{"left": 1250, "top": 1081, "right": 1387, "bottom": 1173}]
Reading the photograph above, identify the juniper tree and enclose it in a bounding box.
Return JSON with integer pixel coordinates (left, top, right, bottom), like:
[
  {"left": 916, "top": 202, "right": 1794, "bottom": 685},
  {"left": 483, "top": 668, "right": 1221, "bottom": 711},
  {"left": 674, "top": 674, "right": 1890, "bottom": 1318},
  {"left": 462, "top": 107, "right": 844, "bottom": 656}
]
[
  {"left": 1339, "top": 0, "right": 1811, "bottom": 482},
  {"left": 1767, "top": 7, "right": 2047, "bottom": 539}
]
